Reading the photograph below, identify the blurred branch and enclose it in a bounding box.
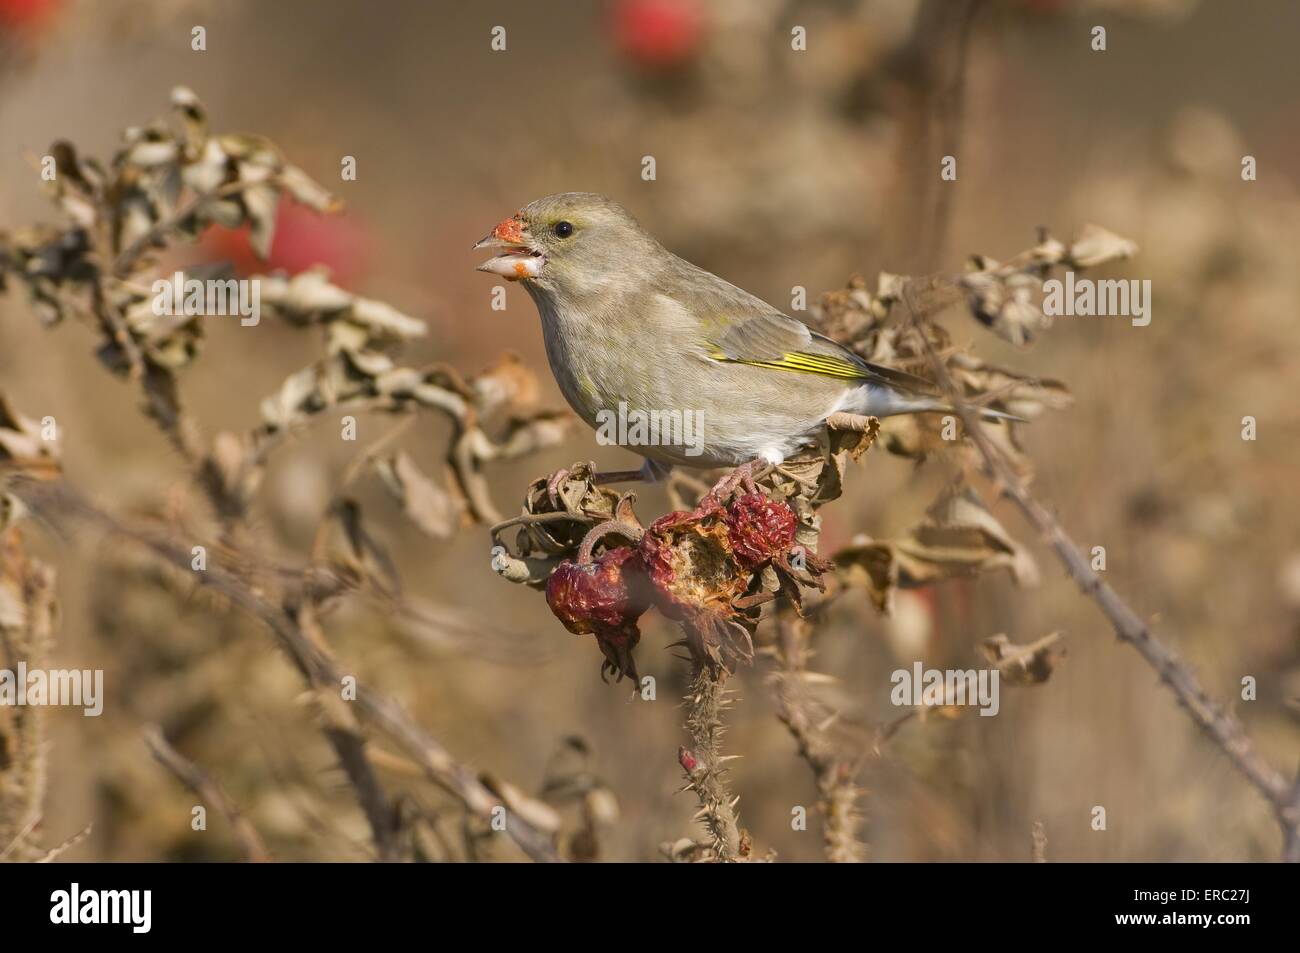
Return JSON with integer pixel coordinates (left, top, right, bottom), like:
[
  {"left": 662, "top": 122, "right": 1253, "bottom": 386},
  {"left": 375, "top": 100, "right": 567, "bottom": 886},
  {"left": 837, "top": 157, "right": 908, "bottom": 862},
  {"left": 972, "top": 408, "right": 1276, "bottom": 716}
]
[
  {"left": 1031, "top": 821, "right": 1048, "bottom": 863},
  {"left": 770, "top": 614, "right": 866, "bottom": 863},
  {"left": 143, "top": 724, "right": 272, "bottom": 863},
  {"left": 111, "top": 177, "right": 268, "bottom": 278},
  {"left": 893, "top": 0, "right": 986, "bottom": 271},
  {"left": 902, "top": 282, "right": 1300, "bottom": 862},
  {"left": 294, "top": 602, "right": 403, "bottom": 862},
  {"left": 0, "top": 528, "right": 56, "bottom": 862},
  {"left": 923, "top": 0, "right": 985, "bottom": 267},
  {"left": 17, "top": 479, "right": 561, "bottom": 863},
  {"left": 31, "top": 824, "right": 93, "bottom": 864},
  {"left": 1, "top": 88, "right": 583, "bottom": 864}
]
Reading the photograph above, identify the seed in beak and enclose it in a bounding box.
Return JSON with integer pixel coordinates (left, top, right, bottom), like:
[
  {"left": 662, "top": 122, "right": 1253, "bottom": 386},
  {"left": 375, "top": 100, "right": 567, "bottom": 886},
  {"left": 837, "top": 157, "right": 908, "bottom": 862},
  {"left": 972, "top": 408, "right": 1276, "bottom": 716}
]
[{"left": 476, "top": 246, "right": 543, "bottom": 280}]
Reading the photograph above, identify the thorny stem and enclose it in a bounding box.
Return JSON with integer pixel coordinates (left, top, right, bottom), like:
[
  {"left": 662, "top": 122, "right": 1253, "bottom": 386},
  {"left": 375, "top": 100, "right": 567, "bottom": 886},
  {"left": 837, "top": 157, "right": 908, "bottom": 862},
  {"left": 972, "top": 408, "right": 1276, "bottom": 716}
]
[
  {"left": 0, "top": 535, "right": 55, "bottom": 862},
  {"left": 15, "top": 479, "right": 562, "bottom": 863},
  {"left": 772, "top": 615, "right": 867, "bottom": 863},
  {"left": 293, "top": 601, "right": 403, "bottom": 861},
  {"left": 144, "top": 725, "right": 273, "bottom": 863},
  {"left": 681, "top": 667, "right": 744, "bottom": 861},
  {"left": 902, "top": 283, "right": 1300, "bottom": 861}
]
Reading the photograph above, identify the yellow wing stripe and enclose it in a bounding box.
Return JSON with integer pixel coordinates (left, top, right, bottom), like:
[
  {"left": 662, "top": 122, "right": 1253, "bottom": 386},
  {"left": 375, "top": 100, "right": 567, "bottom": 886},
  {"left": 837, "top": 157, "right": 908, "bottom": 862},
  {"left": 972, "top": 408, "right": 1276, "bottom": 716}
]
[{"left": 709, "top": 349, "right": 866, "bottom": 380}]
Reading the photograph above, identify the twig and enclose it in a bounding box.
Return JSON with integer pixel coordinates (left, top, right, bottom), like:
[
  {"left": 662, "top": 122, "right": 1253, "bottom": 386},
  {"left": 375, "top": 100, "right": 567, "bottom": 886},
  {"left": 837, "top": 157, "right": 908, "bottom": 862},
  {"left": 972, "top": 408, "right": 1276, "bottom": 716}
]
[
  {"left": 308, "top": 412, "right": 416, "bottom": 568},
  {"left": 33, "top": 824, "right": 93, "bottom": 864},
  {"left": 111, "top": 178, "right": 268, "bottom": 277},
  {"left": 18, "top": 479, "right": 562, "bottom": 863},
  {"left": 143, "top": 724, "right": 273, "bottom": 862},
  {"left": 771, "top": 614, "right": 866, "bottom": 862},
  {"left": 294, "top": 602, "right": 404, "bottom": 862},
  {"left": 0, "top": 531, "right": 55, "bottom": 862},
  {"left": 902, "top": 282, "right": 1300, "bottom": 861},
  {"left": 488, "top": 510, "right": 582, "bottom": 542},
  {"left": 872, "top": 708, "right": 920, "bottom": 754},
  {"left": 922, "top": 0, "right": 985, "bottom": 267},
  {"left": 90, "top": 282, "right": 145, "bottom": 382},
  {"left": 679, "top": 667, "right": 744, "bottom": 861},
  {"left": 1031, "top": 821, "right": 1048, "bottom": 863}
]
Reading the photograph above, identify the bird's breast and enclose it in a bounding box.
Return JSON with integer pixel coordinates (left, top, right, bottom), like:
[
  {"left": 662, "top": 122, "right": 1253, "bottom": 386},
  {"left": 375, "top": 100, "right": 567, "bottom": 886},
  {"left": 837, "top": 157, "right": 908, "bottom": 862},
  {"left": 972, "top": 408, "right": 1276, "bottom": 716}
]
[{"left": 534, "top": 298, "right": 621, "bottom": 426}]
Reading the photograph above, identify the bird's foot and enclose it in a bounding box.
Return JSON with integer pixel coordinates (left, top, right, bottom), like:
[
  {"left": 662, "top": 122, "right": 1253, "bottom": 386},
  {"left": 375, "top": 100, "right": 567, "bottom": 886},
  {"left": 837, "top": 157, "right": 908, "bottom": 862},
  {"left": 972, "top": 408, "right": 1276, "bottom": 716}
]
[{"left": 697, "top": 459, "right": 763, "bottom": 512}]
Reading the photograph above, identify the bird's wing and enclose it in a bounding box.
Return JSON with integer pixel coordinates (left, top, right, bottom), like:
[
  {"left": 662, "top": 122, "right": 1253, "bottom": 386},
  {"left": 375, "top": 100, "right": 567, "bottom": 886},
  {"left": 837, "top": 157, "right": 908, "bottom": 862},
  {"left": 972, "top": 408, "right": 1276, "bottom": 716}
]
[
  {"left": 662, "top": 255, "right": 937, "bottom": 394},
  {"left": 708, "top": 304, "right": 936, "bottom": 395}
]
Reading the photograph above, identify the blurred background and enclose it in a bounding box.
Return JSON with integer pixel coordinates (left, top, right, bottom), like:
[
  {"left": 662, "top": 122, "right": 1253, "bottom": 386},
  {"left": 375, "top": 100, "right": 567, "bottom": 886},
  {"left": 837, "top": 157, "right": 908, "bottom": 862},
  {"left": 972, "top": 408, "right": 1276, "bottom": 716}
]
[{"left": 1, "top": 0, "right": 1298, "bottom": 861}]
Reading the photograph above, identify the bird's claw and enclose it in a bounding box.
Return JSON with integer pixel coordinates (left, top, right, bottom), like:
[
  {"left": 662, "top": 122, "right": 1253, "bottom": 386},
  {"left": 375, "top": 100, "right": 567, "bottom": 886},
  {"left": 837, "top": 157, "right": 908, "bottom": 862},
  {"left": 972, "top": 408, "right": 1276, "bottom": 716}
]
[{"left": 698, "top": 459, "right": 762, "bottom": 512}]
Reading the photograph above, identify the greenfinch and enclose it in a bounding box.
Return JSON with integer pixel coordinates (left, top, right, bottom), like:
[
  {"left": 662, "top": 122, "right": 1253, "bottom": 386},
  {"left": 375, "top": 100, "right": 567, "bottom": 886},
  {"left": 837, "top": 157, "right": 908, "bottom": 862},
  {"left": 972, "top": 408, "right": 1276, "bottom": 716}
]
[{"left": 475, "top": 192, "right": 1017, "bottom": 476}]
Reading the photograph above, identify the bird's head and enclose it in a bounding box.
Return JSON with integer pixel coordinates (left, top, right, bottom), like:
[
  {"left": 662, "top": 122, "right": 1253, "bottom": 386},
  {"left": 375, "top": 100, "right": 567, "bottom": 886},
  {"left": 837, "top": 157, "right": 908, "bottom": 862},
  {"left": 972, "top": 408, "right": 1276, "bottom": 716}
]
[{"left": 474, "top": 192, "right": 658, "bottom": 298}]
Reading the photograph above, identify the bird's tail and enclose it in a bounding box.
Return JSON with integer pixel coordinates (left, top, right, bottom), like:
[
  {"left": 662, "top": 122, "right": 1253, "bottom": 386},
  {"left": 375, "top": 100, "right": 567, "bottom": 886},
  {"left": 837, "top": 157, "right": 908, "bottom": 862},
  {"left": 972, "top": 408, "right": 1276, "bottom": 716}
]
[
  {"left": 914, "top": 400, "right": 1026, "bottom": 424},
  {"left": 966, "top": 404, "right": 1027, "bottom": 424},
  {"left": 851, "top": 384, "right": 1027, "bottom": 424}
]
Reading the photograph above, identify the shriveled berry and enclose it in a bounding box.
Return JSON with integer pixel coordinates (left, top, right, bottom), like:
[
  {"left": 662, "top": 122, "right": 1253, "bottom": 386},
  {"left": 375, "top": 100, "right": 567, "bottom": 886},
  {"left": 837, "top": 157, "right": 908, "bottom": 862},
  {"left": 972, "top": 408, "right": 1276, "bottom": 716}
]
[
  {"left": 545, "top": 548, "right": 644, "bottom": 635},
  {"left": 724, "top": 493, "right": 797, "bottom": 567},
  {"left": 639, "top": 509, "right": 744, "bottom": 620},
  {"left": 545, "top": 548, "right": 648, "bottom": 680}
]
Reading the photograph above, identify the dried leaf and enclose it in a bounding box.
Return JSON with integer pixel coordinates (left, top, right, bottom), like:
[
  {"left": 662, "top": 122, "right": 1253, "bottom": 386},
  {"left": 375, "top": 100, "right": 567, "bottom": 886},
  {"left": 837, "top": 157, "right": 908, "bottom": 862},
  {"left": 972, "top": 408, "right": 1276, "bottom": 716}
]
[
  {"left": 896, "top": 486, "right": 1039, "bottom": 588},
  {"left": 375, "top": 451, "right": 463, "bottom": 540},
  {"left": 962, "top": 268, "right": 1050, "bottom": 346},
  {"left": 170, "top": 85, "right": 209, "bottom": 155},
  {"left": 242, "top": 181, "right": 280, "bottom": 259},
  {"left": 833, "top": 538, "right": 896, "bottom": 612},
  {"left": 835, "top": 485, "right": 1038, "bottom": 612},
  {"left": 1066, "top": 224, "right": 1139, "bottom": 269},
  {"left": 279, "top": 163, "right": 342, "bottom": 213},
  {"left": 982, "top": 632, "right": 1065, "bottom": 685},
  {"left": 332, "top": 498, "right": 400, "bottom": 597},
  {"left": 472, "top": 352, "right": 541, "bottom": 416},
  {"left": 947, "top": 353, "right": 1073, "bottom": 421},
  {"left": 0, "top": 393, "right": 60, "bottom": 478}
]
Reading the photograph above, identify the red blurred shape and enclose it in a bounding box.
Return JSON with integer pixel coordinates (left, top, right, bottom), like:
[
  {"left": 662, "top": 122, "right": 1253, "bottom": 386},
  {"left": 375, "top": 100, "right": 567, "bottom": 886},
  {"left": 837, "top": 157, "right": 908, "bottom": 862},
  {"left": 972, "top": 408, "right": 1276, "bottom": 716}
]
[
  {"left": 200, "top": 202, "right": 370, "bottom": 288},
  {"left": 611, "top": 0, "right": 704, "bottom": 70},
  {"left": 0, "top": 0, "right": 62, "bottom": 29}
]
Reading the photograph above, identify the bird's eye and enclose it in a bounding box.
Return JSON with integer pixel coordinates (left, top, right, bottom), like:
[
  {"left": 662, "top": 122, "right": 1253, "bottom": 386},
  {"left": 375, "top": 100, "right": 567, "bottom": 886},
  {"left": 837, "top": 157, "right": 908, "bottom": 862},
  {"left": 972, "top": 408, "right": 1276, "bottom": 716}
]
[{"left": 554, "top": 221, "right": 574, "bottom": 238}]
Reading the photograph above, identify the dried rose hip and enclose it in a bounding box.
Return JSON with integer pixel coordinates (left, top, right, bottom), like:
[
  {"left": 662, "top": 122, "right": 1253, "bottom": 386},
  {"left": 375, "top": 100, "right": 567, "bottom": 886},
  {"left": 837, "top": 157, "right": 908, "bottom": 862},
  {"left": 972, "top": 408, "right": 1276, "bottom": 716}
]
[
  {"left": 546, "top": 548, "right": 641, "bottom": 634},
  {"left": 545, "top": 548, "right": 648, "bottom": 680},
  {"left": 724, "top": 493, "right": 797, "bottom": 567},
  {"left": 638, "top": 510, "right": 745, "bottom": 620}
]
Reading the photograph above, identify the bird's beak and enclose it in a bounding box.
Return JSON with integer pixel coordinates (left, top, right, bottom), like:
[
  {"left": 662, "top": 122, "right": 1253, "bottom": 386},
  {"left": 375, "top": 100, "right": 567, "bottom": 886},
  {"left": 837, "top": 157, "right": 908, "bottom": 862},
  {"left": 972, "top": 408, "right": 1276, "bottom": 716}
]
[{"left": 474, "top": 214, "right": 544, "bottom": 281}]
